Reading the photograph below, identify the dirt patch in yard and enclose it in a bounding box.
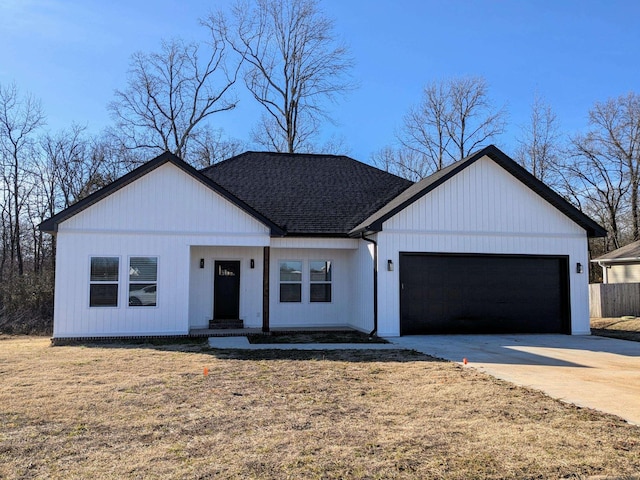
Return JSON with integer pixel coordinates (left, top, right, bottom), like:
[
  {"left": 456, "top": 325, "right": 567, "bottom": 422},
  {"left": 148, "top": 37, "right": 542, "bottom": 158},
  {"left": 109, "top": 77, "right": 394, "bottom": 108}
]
[
  {"left": 591, "top": 317, "right": 640, "bottom": 342},
  {"left": 1, "top": 336, "right": 640, "bottom": 479}
]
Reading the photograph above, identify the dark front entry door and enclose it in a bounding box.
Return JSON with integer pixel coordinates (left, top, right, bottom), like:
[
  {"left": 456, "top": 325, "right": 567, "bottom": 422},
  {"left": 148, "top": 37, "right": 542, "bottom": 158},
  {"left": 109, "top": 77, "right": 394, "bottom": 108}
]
[{"left": 214, "top": 261, "right": 240, "bottom": 320}]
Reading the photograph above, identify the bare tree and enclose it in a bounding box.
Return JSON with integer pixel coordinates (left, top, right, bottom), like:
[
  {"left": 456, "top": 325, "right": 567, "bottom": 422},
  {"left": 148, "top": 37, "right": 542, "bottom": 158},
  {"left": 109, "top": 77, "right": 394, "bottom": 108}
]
[
  {"left": 560, "top": 143, "right": 629, "bottom": 251},
  {"left": 394, "top": 76, "right": 506, "bottom": 178},
  {"left": 0, "top": 83, "right": 45, "bottom": 276},
  {"left": 209, "top": 0, "right": 354, "bottom": 153},
  {"left": 571, "top": 93, "right": 640, "bottom": 241},
  {"left": 371, "top": 146, "right": 431, "bottom": 182},
  {"left": 189, "top": 127, "right": 247, "bottom": 168},
  {"left": 109, "top": 36, "right": 239, "bottom": 161},
  {"left": 515, "top": 93, "right": 562, "bottom": 185}
]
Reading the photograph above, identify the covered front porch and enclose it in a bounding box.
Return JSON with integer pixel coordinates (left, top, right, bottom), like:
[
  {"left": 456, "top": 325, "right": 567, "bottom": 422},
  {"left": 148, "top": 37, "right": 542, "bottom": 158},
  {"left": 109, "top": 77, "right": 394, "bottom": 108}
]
[{"left": 188, "top": 238, "right": 374, "bottom": 334}]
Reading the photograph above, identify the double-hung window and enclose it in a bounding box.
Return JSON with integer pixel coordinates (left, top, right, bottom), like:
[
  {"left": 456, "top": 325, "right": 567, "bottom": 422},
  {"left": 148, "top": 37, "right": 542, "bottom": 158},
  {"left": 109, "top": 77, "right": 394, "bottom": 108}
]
[
  {"left": 279, "top": 260, "right": 302, "bottom": 302},
  {"left": 129, "top": 257, "right": 158, "bottom": 307},
  {"left": 90, "top": 257, "right": 119, "bottom": 307},
  {"left": 310, "top": 260, "right": 331, "bottom": 302}
]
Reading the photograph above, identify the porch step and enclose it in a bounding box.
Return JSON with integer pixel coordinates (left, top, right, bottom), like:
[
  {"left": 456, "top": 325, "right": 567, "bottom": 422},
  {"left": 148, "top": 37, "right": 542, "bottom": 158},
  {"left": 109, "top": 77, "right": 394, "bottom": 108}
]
[{"left": 209, "top": 318, "right": 244, "bottom": 329}]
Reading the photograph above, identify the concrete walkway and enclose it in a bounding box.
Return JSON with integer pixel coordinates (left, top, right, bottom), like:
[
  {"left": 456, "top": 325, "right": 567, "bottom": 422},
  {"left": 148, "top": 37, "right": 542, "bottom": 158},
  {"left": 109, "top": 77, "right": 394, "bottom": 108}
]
[{"left": 389, "top": 334, "right": 640, "bottom": 426}]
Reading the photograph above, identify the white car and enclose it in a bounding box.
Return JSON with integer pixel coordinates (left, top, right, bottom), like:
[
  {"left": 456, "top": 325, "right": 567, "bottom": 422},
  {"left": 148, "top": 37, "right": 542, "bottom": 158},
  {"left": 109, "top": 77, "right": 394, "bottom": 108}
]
[{"left": 129, "top": 285, "right": 157, "bottom": 306}]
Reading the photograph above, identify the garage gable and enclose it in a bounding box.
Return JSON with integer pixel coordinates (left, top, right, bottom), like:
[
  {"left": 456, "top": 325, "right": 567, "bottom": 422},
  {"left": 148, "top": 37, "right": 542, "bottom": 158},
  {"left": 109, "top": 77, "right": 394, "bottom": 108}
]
[
  {"left": 350, "top": 145, "right": 606, "bottom": 238},
  {"left": 384, "top": 155, "right": 584, "bottom": 236}
]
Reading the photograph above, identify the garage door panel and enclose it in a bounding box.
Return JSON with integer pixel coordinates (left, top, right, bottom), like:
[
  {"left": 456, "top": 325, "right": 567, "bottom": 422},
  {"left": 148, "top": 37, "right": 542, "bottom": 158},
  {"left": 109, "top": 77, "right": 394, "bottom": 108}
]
[{"left": 400, "top": 254, "right": 570, "bottom": 335}]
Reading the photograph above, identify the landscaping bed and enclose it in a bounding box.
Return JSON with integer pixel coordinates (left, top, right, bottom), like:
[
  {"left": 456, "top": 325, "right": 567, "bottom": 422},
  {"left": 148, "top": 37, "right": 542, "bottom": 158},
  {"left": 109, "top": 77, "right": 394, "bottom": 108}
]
[{"left": 247, "top": 330, "right": 387, "bottom": 344}]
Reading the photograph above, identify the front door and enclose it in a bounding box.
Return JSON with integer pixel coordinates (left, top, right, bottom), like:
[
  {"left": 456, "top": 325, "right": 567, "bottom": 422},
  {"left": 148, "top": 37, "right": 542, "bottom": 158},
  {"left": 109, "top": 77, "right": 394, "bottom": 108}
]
[{"left": 214, "top": 261, "right": 240, "bottom": 320}]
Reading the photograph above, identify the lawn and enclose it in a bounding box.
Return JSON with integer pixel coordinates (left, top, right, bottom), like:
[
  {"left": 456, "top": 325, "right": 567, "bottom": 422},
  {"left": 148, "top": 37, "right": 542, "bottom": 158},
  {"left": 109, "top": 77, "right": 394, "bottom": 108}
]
[
  {"left": 591, "top": 317, "right": 640, "bottom": 342},
  {"left": 1, "top": 336, "right": 640, "bottom": 479}
]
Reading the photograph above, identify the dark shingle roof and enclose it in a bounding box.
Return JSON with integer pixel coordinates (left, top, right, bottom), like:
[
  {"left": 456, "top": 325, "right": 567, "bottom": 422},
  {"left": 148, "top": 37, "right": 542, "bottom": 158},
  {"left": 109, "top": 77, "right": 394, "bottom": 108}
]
[
  {"left": 200, "top": 152, "right": 413, "bottom": 236},
  {"left": 593, "top": 240, "right": 640, "bottom": 262},
  {"left": 351, "top": 145, "right": 607, "bottom": 238}
]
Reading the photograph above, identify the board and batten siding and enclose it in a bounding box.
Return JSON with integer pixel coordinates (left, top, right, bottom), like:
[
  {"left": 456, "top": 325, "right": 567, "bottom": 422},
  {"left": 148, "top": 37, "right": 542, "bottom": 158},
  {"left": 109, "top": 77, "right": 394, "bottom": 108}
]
[
  {"left": 189, "top": 246, "right": 264, "bottom": 329},
  {"left": 269, "top": 247, "right": 360, "bottom": 328},
  {"left": 376, "top": 156, "right": 591, "bottom": 336},
  {"left": 53, "top": 163, "right": 269, "bottom": 338},
  {"left": 348, "top": 241, "right": 375, "bottom": 333}
]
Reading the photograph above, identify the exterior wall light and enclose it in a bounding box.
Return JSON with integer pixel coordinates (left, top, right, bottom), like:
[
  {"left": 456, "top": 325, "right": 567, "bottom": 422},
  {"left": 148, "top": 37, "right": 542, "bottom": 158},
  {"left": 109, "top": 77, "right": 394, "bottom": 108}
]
[
  {"left": 199, "top": 258, "right": 205, "bottom": 269},
  {"left": 387, "top": 259, "right": 394, "bottom": 271},
  {"left": 250, "top": 259, "right": 255, "bottom": 269},
  {"left": 576, "top": 262, "right": 583, "bottom": 274}
]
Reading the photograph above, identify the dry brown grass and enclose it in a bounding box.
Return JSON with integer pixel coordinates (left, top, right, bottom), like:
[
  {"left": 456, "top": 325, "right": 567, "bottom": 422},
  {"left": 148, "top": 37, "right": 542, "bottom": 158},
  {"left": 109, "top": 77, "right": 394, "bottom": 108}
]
[
  {"left": 591, "top": 317, "right": 640, "bottom": 342},
  {"left": 1, "top": 335, "right": 640, "bottom": 479}
]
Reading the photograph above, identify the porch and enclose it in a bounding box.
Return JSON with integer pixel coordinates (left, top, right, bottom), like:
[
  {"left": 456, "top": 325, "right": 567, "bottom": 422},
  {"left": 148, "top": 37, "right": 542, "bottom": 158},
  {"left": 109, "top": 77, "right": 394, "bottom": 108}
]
[
  {"left": 189, "top": 239, "right": 374, "bottom": 334},
  {"left": 189, "top": 326, "right": 359, "bottom": 337}
]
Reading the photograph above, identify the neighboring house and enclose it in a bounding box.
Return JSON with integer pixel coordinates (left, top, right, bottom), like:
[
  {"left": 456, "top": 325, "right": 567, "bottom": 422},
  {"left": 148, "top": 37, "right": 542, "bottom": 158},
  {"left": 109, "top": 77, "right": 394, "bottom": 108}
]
[
  {"left": 589, "top": 240, "right": 640, "bottom": 318},
  {"left": 39, "top": 145, "right": 605, "bottom": 339},
  {"left": 591, "top": 240, "right": 640, "bottom": 284}
]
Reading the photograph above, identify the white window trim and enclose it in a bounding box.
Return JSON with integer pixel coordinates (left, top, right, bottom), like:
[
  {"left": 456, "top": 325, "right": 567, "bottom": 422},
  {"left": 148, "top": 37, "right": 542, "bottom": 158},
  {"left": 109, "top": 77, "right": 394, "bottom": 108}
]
[
  {"left": 89, "top": 256, "right": 120, "bottom": 308},
  {"left": 309, "top": 259, "right": 332, "bottom": 303},
  {"left": 279, "top": 259, "right": 303, "bottom": 303},
  {"left": 127, "top": 256, "right": 159, "bottom": 308}
]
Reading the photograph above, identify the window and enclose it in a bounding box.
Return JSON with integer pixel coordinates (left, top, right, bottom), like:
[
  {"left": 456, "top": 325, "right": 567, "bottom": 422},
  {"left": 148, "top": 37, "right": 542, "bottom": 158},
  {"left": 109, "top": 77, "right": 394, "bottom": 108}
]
[
  {"left": 129, "top": 257, "right": 158, "bottom": 307},
  {"left": 90, "top": 257, "right": 119, "bottom": 307},
  {"left": 310, "top": 260, "right": 331, "bottom": 302},
  {"left": 279, "top": 260, "right": 302, "bottom": 302}
]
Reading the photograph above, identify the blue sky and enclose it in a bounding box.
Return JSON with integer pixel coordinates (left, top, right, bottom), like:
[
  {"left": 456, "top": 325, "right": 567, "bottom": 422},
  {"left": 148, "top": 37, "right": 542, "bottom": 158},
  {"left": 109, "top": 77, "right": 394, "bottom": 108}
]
[{"left": 1, "top": 0, "right": 639, "bottom": 162}]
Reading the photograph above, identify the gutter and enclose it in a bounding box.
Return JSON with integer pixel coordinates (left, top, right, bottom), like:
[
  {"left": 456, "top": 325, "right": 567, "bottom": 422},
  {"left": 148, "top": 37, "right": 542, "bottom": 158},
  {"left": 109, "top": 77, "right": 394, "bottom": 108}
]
[
  {"left": 590, "top": 257, "right": 640, "bottom": 264},
  {"left": 361, "top": 233, "right": 378, "bottom": 337}
]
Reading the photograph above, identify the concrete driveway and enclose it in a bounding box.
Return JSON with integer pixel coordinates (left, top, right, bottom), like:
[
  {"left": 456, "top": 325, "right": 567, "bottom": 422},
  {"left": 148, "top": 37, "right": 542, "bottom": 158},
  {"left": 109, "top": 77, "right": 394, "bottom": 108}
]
[{"left": 388, "top": 334, "right": 640, "bottom": 426}]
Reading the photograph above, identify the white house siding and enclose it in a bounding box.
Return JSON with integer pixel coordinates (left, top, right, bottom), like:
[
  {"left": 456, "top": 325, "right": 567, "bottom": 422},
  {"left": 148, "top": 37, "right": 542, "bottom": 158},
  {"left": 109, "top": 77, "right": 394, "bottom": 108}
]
[
  {"left": 376, "top": 156, "right": 591, "bottom": 336},
  {"left": 348, "top": 240, "right": 376, "bottom": 333},
  {"left": 269, "top": 245, "right": 360, "bottom": 328},
  {"left": 189, "top": 246, "right": 264, "bottom": 329},
  {"left": 53, "top": 163, "right": 269, "bottom": 338},
  {"left": 606, "top": 264, "right": 640, "bottom": 284}
]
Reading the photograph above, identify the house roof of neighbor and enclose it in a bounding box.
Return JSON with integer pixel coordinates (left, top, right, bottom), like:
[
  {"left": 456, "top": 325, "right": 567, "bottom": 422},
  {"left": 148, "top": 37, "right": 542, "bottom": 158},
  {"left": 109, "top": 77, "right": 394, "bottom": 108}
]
[{"left": 593, "top": 239, "right": 640, "bottom": 263}]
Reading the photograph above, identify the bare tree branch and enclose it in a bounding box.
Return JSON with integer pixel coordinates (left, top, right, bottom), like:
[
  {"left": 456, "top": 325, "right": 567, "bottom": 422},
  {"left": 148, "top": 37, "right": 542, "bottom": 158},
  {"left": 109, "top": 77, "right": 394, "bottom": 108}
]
[
  {"left": 109, "top": 36, "right": 240, "bottom": 161},
  {"left": 209, "top": 0, "right": 355, "bottom": 153},
  {"left": 384, "top": 76, "right": 506, "bottom": 180}
]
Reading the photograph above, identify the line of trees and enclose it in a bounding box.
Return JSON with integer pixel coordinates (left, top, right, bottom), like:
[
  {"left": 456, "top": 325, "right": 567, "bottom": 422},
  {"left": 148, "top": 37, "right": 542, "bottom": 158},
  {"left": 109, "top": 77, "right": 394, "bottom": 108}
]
[
  {"left": 1, "top": 0, "right": 638, "bottom": 334},
  {"left": 372, "top": 79, "right": 640, "bottom": 261}
]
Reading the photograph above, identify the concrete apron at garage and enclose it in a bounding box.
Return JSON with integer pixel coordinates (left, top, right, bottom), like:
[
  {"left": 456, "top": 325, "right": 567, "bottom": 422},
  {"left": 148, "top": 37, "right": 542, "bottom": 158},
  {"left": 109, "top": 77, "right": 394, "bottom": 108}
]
[{"left": 388, "top": 334, "right": 640, "bottom": 426}]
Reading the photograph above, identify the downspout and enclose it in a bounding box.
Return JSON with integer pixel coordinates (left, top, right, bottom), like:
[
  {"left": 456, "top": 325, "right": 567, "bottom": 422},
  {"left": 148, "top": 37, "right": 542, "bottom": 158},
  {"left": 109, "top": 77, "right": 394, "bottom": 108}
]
[
  {"left": 361, "top": 233, "right": 378, "bottom": 337},
  {"left": 597, "top": 261, "right": 610, "bottom": 284}
]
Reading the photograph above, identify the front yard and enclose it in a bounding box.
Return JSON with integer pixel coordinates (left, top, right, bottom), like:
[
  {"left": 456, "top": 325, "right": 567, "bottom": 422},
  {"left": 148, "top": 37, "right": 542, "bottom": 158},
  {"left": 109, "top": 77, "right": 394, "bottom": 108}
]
[
  {"left": 591, "top": 317, "right": 640, "bottom": 342},
  {"left": 1, "top": 336, "right": 639, "bottom": 479}
]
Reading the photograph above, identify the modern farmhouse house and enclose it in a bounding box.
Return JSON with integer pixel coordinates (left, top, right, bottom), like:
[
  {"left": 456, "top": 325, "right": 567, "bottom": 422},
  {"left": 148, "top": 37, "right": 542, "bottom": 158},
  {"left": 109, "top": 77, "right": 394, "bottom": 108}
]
[{"left": 39, "top": 145, "right": 605, "bottom": 339}]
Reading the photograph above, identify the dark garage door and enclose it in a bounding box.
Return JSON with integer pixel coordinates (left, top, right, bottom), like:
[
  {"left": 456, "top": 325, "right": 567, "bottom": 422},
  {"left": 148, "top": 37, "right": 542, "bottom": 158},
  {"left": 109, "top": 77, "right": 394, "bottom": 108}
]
[{"left": 400, "top": 253, "right": 570, "bottom": 335}]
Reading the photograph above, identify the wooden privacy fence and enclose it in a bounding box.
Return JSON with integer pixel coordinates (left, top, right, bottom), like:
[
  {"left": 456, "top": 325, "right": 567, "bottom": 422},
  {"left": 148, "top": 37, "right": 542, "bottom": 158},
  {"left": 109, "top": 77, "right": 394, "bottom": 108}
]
[{"left": 589, "top": 283, "right": 640, "bottom": 318}]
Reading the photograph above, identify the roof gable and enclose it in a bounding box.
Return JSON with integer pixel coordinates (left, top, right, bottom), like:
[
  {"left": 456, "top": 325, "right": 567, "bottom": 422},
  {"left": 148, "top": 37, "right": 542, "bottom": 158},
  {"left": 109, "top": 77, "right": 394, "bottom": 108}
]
[
  {"left": 39, "top": 151, "right": 284, "bottom": 234},
  {"left": 593, "top": 239, "right": 640, "bottom": 263},
  {"left": 350, "top": 145, "right": 607, "bottom": 238},
  {"left": 201, "top": 152, "right": 412, "bottom": 236}
]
